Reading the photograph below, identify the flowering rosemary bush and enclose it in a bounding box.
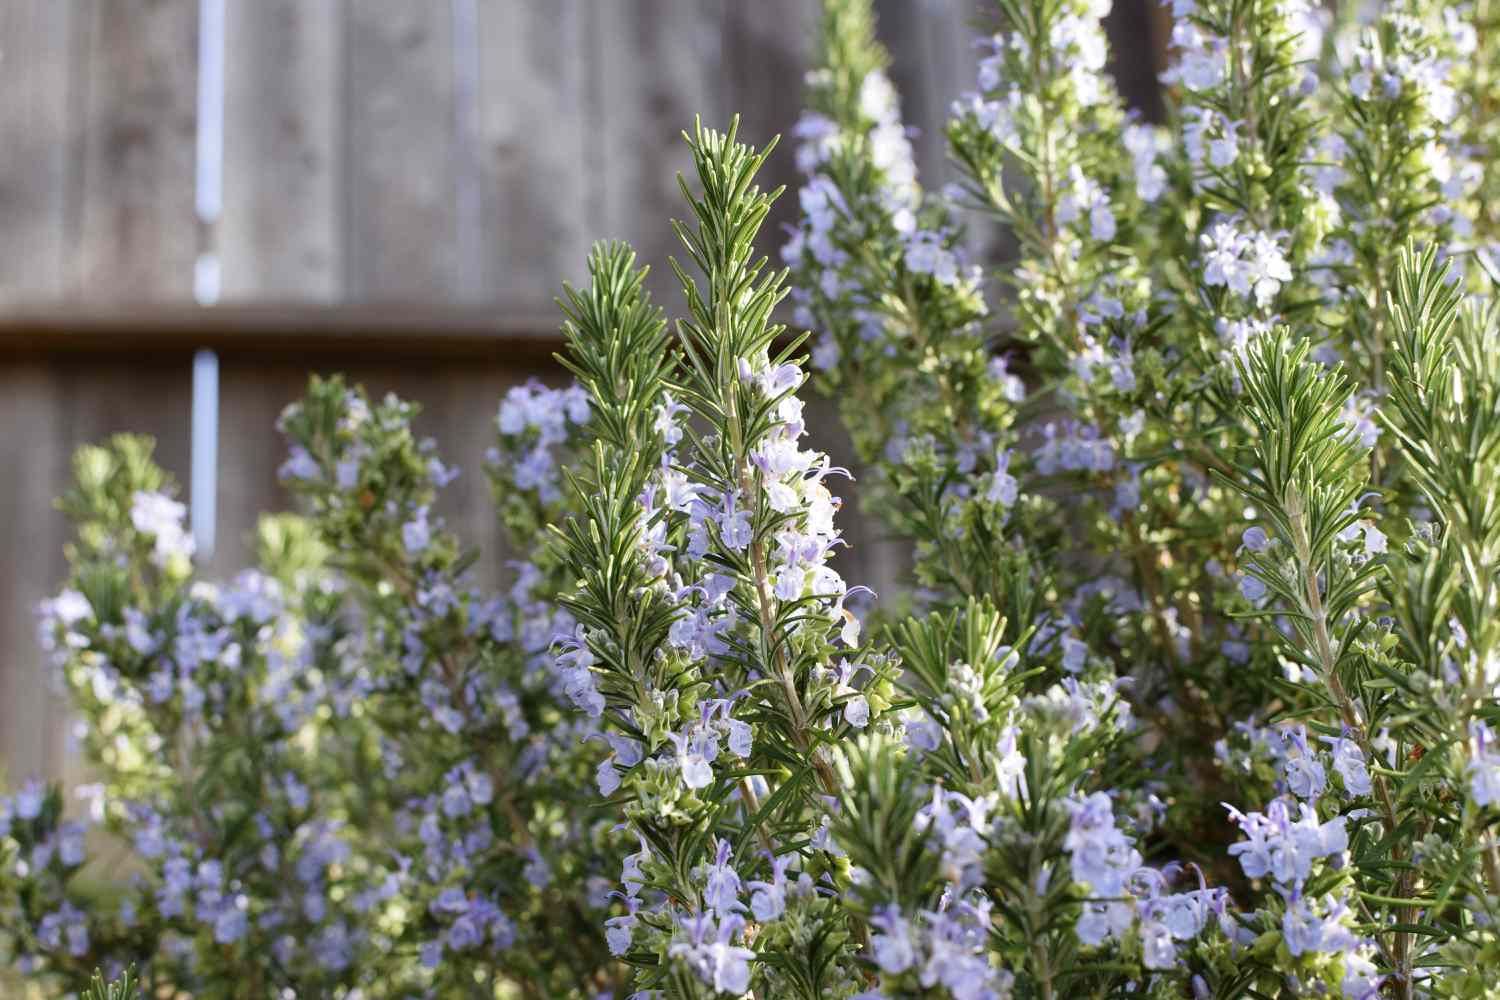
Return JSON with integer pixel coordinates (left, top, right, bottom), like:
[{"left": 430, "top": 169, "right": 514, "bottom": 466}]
[{"left": 7, "top": 0, "right": 1500, "bottom": 996}]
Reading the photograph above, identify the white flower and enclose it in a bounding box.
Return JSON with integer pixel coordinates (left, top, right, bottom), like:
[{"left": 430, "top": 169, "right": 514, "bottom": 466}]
[
  {"left": 596, "top": 759, "right": 621, "bottom": 797},
  {"left": 1198, "top": 222, "right": 1291, "bottom": 308},
  {"left": 987, "top": 448, "right": 1020, "bottom": 507},
  {"left": 130, "top": 491, "right": 195, "bottom": 566},
  {"left": 668, "top": 730, "right": 716, "bottom": 791},
  {"left": 775, "top": 564, "right": 805, "bottom": 602},
  {"left": 279, "top": 446, "right": 320, "bottom": 481},
  {"left": 1208, "top": 130, "right": 1238, "bottom": 168},
  {"left": 766, "top": 481, "right": 799, "bottom": 513},
  {"left": 1165, "top": 24, "right": 1227, "bottom": 91},
  {"left": 995, "top": 727, "right": 1027, "bottom": 799},
  {"left": 604, "top": 913, "right": 636, "bottom": 956},
  {"left": 1140, "top": 920, "right": 1178, "bottom": 969},
  {"left": 844, "top": 695, "right": 870, "bottom": 729}
]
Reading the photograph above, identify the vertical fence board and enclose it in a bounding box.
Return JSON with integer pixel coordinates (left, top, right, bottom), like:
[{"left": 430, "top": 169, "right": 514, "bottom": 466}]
[
  {"left": 873, "top": 0, "right": 1009, "bottom": 265},
  {"left": 917, "top": 0, "right": 986, "bottom": 188},
  {"left": 593, "top": 0, "right": 728, "bottom": 307},
  {"left": 0, "top": 4, "right": 77, "bottom": 304},
  {"left": 53, "top": 365, "right": 195, "bottom": 781},
  {"left": 75, "top": 0, "right": 199, "bottom": 301},
  {"left": 220, "top": 0, "right": 345, "bottom": 302},
  {"left": 208, "top": 363, "right": 303, "bottom": 580},
  {"left": 871, "top": 0, "right": 991, "bottom": 181},
  {"left": 723, "top": 0, "right": 815, "bottom": 259},
  {"left": 58, "top": 365, "right": 197, "bottom": 511},
  {"left": 474, "top": 0, "right": 592, "bottom": 313},
  {"left": 0, "top": 366, "right": 65, "bottom": 783},
  {"left": 345, "top": 0, "right": 459, "bottom": 301},
  {"left": 1107, "top": 0, "right": 1167, "bottom": 120},
  {"left": 873, "top": 0, "right": 941, "bottom": 184},
  {"left": 919, "top": 0, "right": 1005, "bottom": 263}
]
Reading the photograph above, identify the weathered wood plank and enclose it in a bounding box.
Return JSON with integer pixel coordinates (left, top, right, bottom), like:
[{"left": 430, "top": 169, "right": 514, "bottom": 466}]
[
  {"left": 918, "top": 0, "right": 988, "bottom": 187},
  {"left": 872, "top": 0, "right": 941, "bottom": 185},
  {"left": 871, "top": 0, "right": 993, "bottom": 185},
  {"left": 918, "top": 0, "right": 1006, "bottom": 264},
  {"left": 473, "top": 0, "right": 592, "bottom": 313},
  {"left": 1107, "top": 0, "right": 1167, "bottom": 120},
  {"left": 220, "top": 0, "right": 345, "bottom": 302},
  {"left": 0, "top": 365, "right": 66, "bottom": 782},
  {"left": 592, "top": 0, "right": 728, "bottom": 307},
  {"left": 0, "top": 303, "right": 562, "bottom": 362},
  {"left": 75, "top": 0, "right": 199, "bottom": 301},
  {"left": 204, "top": 362, "right": 296, "bottom": 580},
  {"left": 0, "top": 3, "right": 78, "bottom": 304},
  {"left": 345, "top": 0, "right": 459, "bottom": 301},
  {"left": 723, "top": 0, "right": 816, "bottom": 261}
]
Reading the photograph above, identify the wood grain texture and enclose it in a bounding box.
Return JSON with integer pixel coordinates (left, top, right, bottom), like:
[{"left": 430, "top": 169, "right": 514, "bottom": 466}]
[
  {"left": 723, "top": 0, "right": 815, "bottom": 263},
  {"left": 0, "top": 3, "right": 78, "bottom": 304},
  {"left": 0, "top": 0, "right": 1162, "bottom": 311},
  {"left": 592, "top": 0, "right": 729, "bottom": 308},
  {"left": 473, "top": 0, "right": 592, "bottom": 313},
  {"left": 0, "top": 362, "right": 193, "bottom": 782},
  {"left": 220, "top": 0, "right": 345, "bottom": 301},
  {"left": 873, "top": 0, "right": 946, "bottom": 186},
  {"left": 1106, "top": 0, "right": 1167, "bottom": 120},
  {"left": 914, "top": 0, "right": 987, "bottom": 188},
  {"left": 207, "top": 363, "right": 304, "bottom": 580},
  {"left": 871, "top": 0, "right": 1005, "bottom": 264},
  {"left": 345, "top": 0, "right": 459, "bottom": 301},
  {"left": 0, "top": 364, "right": 66, "bottom": 783},
  {"left": 75, "top": 0, "right": 199, "bottom": 301}
]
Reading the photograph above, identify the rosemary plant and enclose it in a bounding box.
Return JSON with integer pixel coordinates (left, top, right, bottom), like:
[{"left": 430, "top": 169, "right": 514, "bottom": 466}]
[{"left": 7, "top": 0, "right": 1500, "bottom": 996}]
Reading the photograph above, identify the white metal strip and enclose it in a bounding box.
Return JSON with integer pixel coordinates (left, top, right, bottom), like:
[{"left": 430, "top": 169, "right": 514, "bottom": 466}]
[
  {"left": 190, "top": 349, "right": 220, "bottom": 561},
  {"left": 191, "top": 0, "right": 227, "bottom": 561}
]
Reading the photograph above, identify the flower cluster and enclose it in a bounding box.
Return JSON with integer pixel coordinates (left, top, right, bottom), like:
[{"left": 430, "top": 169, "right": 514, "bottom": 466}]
[
  {"left": 10, "top": 393, "right": 620, "bottom": 995},
  {"left": 487, "top": 378, "right": 591, "bottom": 525},
  {"left": 18, "top": 441, "right": 396, "bottom": 994}
]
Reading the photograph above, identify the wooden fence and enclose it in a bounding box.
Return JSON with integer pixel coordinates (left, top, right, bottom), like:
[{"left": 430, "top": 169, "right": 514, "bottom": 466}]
[{"left": 0, "top": 0, "right": 1163, "bottom": 782}]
